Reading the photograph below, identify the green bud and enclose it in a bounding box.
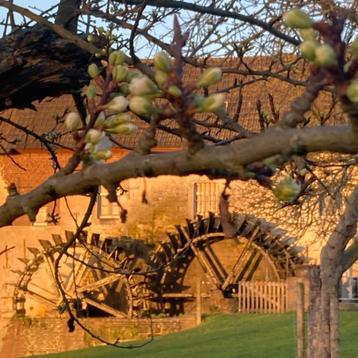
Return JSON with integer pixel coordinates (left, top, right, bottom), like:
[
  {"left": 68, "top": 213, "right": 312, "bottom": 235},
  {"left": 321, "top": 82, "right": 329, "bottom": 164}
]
[
  {"left": 88, "top": 64, "right": 100, "bottom": 78},
  {"left": 196, "top": 93, "right": 225, "bottom": 113},
  {"left": 118, "top": 83, "right": 130, "bottom": 96},
  {"left": 106, "top": 122, "right": 138, "bottom": 135},
  {"left": 273, "top": 177, "right": 301, "bottom": 203},
  {"left": 85, "top": 129, "right": 105, "bottom": 144},
  {"left": 92, "top": 149, "right": 112, "bottom": 161},
  {"left": 314, "top": 44, "right": 337, "bottom": 67},
  {"left": 168, "top": 86, "right": 182, "bottom": 97},
  {"left": 299, "top": 40, "right": 318, "bottom": 61},
  {"left": 351, "top": 36, "right": 358, "bottom": 58},
  {"left": 87, "top": 34, "right": 96, "bottom": 43},
  {"left": 129, "top": 76, "right": 158, "bottom": 96},
  {"left": 154, "top": 52, "right": 172, "bottom": 72},
  {"left": 95, "top": 111, "right": 106, "bottom": 128},
  {"left": 129, "top": 96, "right": 156, "bottom": 117},
  {"left": 64, "top": 112, "right": 82, "bottom": 131},
  {"left": 197, "top": 67, "right": 222, "bottom": 88},
  {"left": 346, "top": 81, "right": 358, "bottom": 104},
  {"left": 95, "top": 49, "right": 107, "bottom": 58},
  {"left": 86, "top": 85, "right": 97, "bottom": 99},
  {"left": 299, "top": 28, "right": 316, "bottom": 41},
  {"left": 105, "top": 113, "right": 132, "bottom": 128},
  {"left": 112, "top": 65, "right": 128, "bottom": 82},
  {"left": 126, "top": 70, "right": 143, "bottom": 82},
  {"left": 106, "top": 96, "right": 129, "bottom": 112},
  {"left": 283, "top": 9, "right": 313, "bottom": 29},
  {"left": 154, "top": 70, "right": 169, "bottom": 88},
  {"left": 108, "top": 50, "right": 128, "bottom": 66}
]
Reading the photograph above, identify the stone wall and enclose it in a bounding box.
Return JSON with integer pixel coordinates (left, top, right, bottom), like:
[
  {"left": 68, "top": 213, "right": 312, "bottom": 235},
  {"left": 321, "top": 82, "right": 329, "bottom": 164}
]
[{"left": 0, "top": 315, "right": 196, "bottom": 358}]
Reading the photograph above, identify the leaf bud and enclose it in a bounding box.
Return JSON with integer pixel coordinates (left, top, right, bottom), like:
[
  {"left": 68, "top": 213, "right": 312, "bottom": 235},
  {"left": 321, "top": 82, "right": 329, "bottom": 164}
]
[
  {"left": 168, "top": 86, "right": 182, "bottom": 97},
  {"left": 272, "top": 177, "right": 301, "bottom": 203},
  {"left": 106, "top": 96, "right": 129, "bottom": 112},
  {"left": 95, "top": 111, "right": 106, "bottom": 128},
  {"left": 85, "top": 129, "right": 105, "bottom": 144},
  {"left": 65, "top": 112, "right": 82, "bottom": 131},
  {"left": 129, "top": 76, "right": 158, "bottom": 96},
  {"left": 88, "top": 64, "right": 100, "bottom": 78},
  {"left": 126, "top": 70, "right": 143, "bottom": 82},
  {"left": 346, "top": 81, "right": 358, "bottom": 104},
  {"left": 314, "top": 44, "right": 337, "bottom": 67},
  {"left": 154, "top": 52, "right": 172, "bottom": 72},
  {"left": 86, "top": 85, "right": 97, "bottom": 99},
  {"left": 129, "top": 96, "right": 156, "bottom": 117},
  {"left": 283, "top": 9, "right": 313, "bottom": 29},
  {"left": 112, "top": 65, "right": 128, "bottom": 82},
  {"left": 197, "top": 67, "right": 222, "bottom": 88}
]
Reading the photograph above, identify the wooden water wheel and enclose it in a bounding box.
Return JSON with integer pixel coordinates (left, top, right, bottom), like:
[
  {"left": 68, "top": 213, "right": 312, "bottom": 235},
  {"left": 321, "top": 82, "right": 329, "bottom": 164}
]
[
  {"left": 13, "top": 231, "right": 151, "bottom": 318},
  {"left": 147, "top": 213, "right": 305, "bottom": 315}
]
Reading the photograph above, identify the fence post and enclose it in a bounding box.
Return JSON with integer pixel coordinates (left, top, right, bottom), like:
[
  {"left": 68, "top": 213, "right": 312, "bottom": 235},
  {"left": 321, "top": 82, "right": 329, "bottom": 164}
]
[
  {"left": 196, "top": 277, "right": 202, "bottom": 326},
  {"left": 296, "top": 282, "right": 305, "bottom": 358}
]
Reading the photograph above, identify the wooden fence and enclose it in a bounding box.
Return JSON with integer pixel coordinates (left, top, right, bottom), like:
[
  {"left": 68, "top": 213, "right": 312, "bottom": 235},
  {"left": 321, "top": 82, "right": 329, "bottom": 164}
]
[{"left": 237, "top": 281, "right": 287, "bottom": 313}]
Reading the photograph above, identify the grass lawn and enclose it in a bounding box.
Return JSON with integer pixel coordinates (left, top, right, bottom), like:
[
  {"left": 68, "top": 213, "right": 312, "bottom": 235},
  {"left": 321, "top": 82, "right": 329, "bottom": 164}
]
[{"left": 34, "top": 311, "right": 358, "bottom": 358}]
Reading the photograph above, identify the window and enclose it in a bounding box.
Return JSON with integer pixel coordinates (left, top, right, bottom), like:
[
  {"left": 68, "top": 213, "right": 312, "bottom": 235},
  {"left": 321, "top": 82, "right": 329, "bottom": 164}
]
[
  {"left": 193, "top": 181, "right": 224, "bottom": 216},
  {"left": 33, "top": 206, "right": 48, "bottom": 226},
  {"left": 97, "top": 186, "right": 120, "bottom": 219}
]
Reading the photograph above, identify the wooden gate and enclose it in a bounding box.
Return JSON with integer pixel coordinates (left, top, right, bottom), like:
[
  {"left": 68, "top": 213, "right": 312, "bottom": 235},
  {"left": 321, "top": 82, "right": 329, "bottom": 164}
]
[{"left": 237, "top": 281, "right": 287, "bottom": 313}]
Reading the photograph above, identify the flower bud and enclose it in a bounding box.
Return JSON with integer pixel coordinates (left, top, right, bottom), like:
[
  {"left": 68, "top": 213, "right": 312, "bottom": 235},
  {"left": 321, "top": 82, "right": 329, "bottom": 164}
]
[
  {"left": 154, "top": 70, "right": 169, "bottom": 88},
  {"left": 314, "top": 44, "right": 337, "bottom": 67},
  {"left": 95, "top": 111, "right": 106, "bottom": 128},
  {"left": 93, "top": 136, "right": 112, "bottom": 151},
  {"left": 273, "top": 177, "right": 301, "bottom": 203},
  {"left": 154, "top": 52, "right": 172, "bottom": 72},
  {"left": 299, "top": 40, "right": 318, "bottom": 61},
  {"left": 88, "top": 64, "right": 100, "bottom": 78},
  {"left": 283, "top": 9, "right": 312, "bottom": 29},
  {"left": 119, "top": 83, "right": 130, "bottom": 96},
  {"left": 106, "top": 122, "right": 138, "bottom": 135},
  {"left": 168, "top": 86, "right": 182, "bottom": 97},
  {"left": 346, "top": 81, "right": 358, "bottom": 104},
  {"left": 108, "top": 50, "right": 127, "bottom": 66},
  {"left": 196, "top": 93, "right": 225, "bottom": 113},
  {"left": 95, "top": 49, "right": 107, "bottom": 58},
  {"left": 92, "top": 149, "right": 112, "bottom": 161},
  {"left": 65, "top": 112, "right": 82, "bottom": 131},
  {"left": 86, "top": 85, "right": 97, "bottom": 99},
  {"left": 106, "top": 96, "right": 129, "bottom": 112},
  {"left": 105, "top": 113, "right": 132, "bottom": 128},
  {"left": 85, "top": 129, "right": 105, "bottom": 144},
  {"left": 112, "top": 65, "right": 128, "bottom": 82},
  {"left": 197, "top": 68, "right": 222, "bottom": 88},
  {"left": 129, "top": 76, "right": 158, "bottom": 96},
  {"left": 129, "top": 96, "right": 156, "bottom": 117}
]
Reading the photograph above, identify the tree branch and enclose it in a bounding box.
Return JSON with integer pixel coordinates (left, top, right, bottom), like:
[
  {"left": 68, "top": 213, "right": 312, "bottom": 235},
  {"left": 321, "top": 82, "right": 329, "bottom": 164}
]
[
  {"left": 0, "top": 125, "right": 357, "bottom": 227},
  {"left": 114, "top": 0, "right": 300, "bottom": 46}
]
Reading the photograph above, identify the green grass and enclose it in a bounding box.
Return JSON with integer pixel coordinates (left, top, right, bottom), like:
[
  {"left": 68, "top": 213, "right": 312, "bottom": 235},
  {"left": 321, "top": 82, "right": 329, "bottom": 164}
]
[{"left": 35, "top": 311, "right": 358, "bottom": 358}]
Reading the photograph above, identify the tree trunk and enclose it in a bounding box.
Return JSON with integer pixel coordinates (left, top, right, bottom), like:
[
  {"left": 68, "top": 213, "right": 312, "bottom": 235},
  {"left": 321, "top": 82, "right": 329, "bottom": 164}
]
[{"left": 307, "top": 264, "right": 341, "bottom": 358}]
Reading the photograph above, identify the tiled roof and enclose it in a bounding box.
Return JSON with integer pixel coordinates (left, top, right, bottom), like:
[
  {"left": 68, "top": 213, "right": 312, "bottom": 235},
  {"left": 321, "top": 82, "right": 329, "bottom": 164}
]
[{"left": 0, "top": 58, "right": 346, "bottom": 152}]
